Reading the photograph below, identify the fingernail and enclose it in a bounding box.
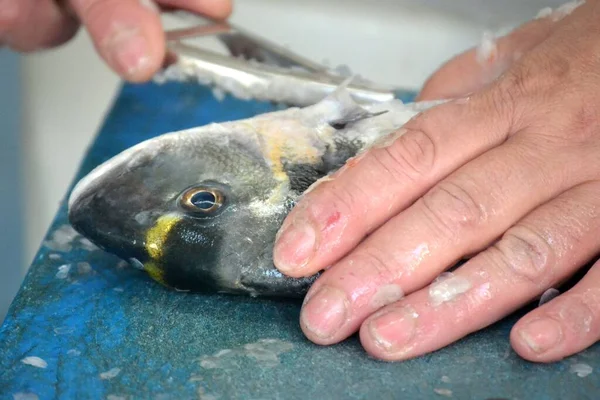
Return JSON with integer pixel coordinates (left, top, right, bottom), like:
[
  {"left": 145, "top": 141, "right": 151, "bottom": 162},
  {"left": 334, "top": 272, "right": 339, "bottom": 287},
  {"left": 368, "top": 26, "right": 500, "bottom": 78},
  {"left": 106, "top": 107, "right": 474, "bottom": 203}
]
[
  {"left": 301, "top": 286, "right": 348, "bottom": 340},
  {"left": 518, "top": 318, "right": 562, "bottom": 354},
  {"left": 105, "top": 27, "right": 152, "bottom": 79},
  {"left": 368, "top": 306, "right": 418, "bottom": 352},
  {"left": 274, "top": 221, "right": 316, "bottom": 272}
]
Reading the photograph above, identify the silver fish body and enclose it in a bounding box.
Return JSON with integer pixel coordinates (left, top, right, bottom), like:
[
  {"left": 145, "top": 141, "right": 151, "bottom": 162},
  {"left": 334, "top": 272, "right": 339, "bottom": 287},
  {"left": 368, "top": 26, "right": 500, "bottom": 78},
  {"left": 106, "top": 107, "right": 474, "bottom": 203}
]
[{"left": 68, "top": 88, "right": 439, "bottom": 297}]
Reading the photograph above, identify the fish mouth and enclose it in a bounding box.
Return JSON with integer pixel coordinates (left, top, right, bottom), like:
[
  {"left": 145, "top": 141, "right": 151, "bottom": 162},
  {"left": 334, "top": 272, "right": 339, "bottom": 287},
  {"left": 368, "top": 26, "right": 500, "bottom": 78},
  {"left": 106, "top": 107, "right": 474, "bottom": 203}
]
[
  {"left": 68, "top": 187, "right": 150, "bottom": 264},
  {"left": 67, "top": 136, "right": 177, "bottom": 265}
]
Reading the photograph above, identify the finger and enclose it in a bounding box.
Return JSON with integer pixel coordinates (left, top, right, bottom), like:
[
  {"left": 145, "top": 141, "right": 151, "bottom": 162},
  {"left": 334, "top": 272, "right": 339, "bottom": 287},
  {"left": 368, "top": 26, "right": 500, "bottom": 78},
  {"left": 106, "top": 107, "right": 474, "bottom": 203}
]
[
  {"left": 70, "top": 0, "right": 165, "bottom": 82},
  {"left": 1, "top": 0, "right": 79, "bottom": 51},
  {"left": 298, "top": 130, "right": 590, "bottom": 345},
  {"left": 417, "top": 10, "right": 560, "bottom": 101},
  {"left": 357, "top": 181, "right": 600, "bottom": 361},
  {"left": 511, "top": 259, "right": 600, "bottom": 363},
  {"left": 157, "top": 0, "right": 233, "bottom": 20},
  {"left": 273, "top": 89, "right": 515, "bottom": 278}
]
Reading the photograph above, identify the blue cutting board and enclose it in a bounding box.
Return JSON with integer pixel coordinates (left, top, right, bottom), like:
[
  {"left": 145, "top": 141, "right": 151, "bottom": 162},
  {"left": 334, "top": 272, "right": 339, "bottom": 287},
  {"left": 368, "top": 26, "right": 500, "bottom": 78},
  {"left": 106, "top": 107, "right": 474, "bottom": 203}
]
[{"left": 1, "top": 81, "right": 598, "bottom": 399}]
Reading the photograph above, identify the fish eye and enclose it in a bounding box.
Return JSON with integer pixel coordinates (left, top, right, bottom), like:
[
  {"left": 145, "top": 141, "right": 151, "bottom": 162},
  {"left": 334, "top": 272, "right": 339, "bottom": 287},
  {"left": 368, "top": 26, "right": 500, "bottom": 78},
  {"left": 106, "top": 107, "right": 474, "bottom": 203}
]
[{"left": 180, "top": 187, "right": 225, "bottom": 215}]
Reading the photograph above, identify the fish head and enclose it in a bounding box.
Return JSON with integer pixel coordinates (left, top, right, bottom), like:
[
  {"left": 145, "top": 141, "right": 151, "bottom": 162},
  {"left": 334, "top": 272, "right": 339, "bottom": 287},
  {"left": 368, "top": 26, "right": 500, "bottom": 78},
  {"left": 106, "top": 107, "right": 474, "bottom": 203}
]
[
  {"left": 67, "top": 88, "right": 433, "bottom": 297},
  {"left": 67, "top": 120, "right": 314, "bottom": 296}
]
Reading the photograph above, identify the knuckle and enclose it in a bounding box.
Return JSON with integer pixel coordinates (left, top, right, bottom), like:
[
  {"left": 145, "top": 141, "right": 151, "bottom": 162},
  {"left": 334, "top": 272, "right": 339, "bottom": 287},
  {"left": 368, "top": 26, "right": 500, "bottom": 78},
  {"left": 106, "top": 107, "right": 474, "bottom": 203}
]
[
  {"left": 487, "top": 57, "right": 554, "bottom": 127},
  {"left": 580, "top": 288, "right": 600, "bottom": 317},
  {"left": 76, "top": 0, "right": 118, "bottom": 27},
  {"left": 492, "top": 225, "right": 555, "bottom": 287},
  {"left": 421, "top": 181, "right": 487, "bottom": 236},
  {"left": 374, "top": 129, "right": 436, "bottom": 182},
  {"left": 488, "top": 52, "right": 575, "bottom": 131},
  {"left": 488, "top": 70, "right": 524, "bottom": 123},
  {"left": 0, "top": 2, "right": 22, "bottom": 33},
  {"left": 354, "top": 246, "right": 398, "bottom": 280},
  {"left": 550, "top": 293, "right": 597, "bottom": 335},
  {"left": 498, "top": 52, "right": 570, "bottom": 98},
  {"left": 502, "top": 66, "right": 529, "bottom": 96},
  {"left": 565, "top": 101, "right": 600, "bottom": 143}
]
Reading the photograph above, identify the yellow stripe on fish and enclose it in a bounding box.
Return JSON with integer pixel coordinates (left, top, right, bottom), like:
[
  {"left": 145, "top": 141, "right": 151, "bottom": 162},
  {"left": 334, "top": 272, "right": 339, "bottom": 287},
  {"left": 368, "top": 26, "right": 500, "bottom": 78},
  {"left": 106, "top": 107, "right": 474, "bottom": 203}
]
[
  {"left": 144, "top": 261, "right": 166, "bottom": 285},
  {"left": 146, "top": 213, "right": 181, "bottom": 259},
  {"left": 143, "top": 213, "right": 182, "bottom": 285}
]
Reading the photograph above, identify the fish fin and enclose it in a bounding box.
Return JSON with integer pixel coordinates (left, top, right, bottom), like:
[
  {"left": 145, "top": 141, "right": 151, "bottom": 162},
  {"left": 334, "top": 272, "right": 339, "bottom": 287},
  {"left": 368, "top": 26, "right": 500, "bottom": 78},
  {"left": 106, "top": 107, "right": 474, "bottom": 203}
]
[
  {"left": 318, "top": 76, "right": 390, "bottom": 130},
  {"left": 321, "top": 76, "right": 359, "bottom": 109},
  {"left": 328, "top": 109, "right": 388, "bottom": 130}
]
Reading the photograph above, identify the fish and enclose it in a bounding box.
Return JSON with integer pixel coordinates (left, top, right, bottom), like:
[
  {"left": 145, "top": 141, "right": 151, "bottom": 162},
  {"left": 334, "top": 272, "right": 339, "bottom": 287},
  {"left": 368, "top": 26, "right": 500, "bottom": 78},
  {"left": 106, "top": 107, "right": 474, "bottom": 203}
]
[{"left": 67, "top": 87, "right": 441, "bottom": 298}]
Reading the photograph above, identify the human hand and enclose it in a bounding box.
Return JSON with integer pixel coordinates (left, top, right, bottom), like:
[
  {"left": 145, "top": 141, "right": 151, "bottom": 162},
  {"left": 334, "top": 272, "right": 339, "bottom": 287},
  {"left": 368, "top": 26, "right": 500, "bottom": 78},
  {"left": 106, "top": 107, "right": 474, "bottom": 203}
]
[
  {"left": 273, "top": 0, "right": 600, "bottom": 363},
  {"left": 0, "top": 0, "right": 232, "bottom": 82}
]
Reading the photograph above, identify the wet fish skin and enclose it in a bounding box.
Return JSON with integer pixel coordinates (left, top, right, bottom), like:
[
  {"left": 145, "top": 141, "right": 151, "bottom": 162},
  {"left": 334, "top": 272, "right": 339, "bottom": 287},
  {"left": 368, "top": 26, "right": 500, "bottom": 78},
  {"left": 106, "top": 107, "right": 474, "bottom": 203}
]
[{"left": 67, "top": 88, "right": 440, "bottom": 298}]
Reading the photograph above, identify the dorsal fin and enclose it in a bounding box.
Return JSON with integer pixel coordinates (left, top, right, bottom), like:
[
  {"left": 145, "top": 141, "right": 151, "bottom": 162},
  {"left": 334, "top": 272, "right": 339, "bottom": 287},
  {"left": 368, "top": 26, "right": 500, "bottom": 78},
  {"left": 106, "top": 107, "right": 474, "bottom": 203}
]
[
  {"left": 314, "top": 76, "right": 389, "bottom": 129},
  {"left": 320, "top": 76, "right": 359, "bottom": 108}
]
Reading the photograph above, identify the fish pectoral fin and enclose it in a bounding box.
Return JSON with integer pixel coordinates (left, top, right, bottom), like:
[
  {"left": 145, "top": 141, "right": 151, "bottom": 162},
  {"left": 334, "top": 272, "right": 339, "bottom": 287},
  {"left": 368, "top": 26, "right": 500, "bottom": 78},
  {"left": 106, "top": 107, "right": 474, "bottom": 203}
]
[{"left": 328, "top": 109, "right": 389, "bottom": 130}]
